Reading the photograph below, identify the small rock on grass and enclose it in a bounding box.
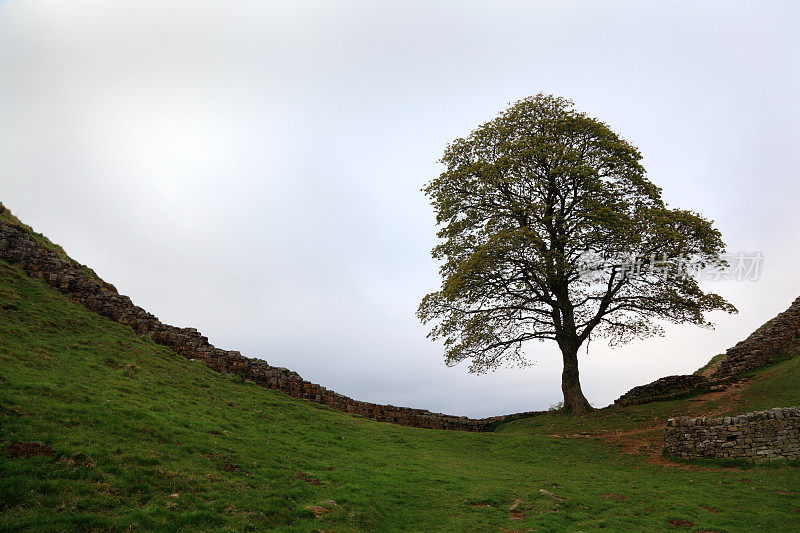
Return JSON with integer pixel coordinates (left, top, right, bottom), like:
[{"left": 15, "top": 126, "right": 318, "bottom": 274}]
[
  {"left": 305, "top": 506, "right": 329, "bottom": 517},
  {"left": 539, "top": 489, "right": 567, "bottom": 502},
  {"left": 305, "top": 500, "right": 341, "bottom": 518}
]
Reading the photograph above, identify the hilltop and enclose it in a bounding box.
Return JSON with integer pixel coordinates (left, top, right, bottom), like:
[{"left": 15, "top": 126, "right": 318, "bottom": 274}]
[{"left": 1, "top": 204, "right": 799, "bottom": 530}]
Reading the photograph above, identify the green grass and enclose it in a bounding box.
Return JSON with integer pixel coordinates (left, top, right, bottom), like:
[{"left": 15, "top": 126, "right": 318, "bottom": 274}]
[
  {"left": 1, "top": 260, "right": 800, "bottom": 531},
  {"left": 735, "top": 353, "right": 800, "bottom": 413}
]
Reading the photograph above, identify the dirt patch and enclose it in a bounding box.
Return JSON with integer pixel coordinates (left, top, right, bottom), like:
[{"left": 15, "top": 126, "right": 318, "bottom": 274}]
[
  {"left": 469, "top": 501, "right": 495, "bottom": 508},
  {"left": 551, "top": 426, "right": 685, "bottom": 467},
  {"left": 667, "top": 518, "right": 695, "bottom": 528},
  {"left": 690, "top": 378, "right": 752, "bottom": 418},
  {"left": 305, "top": 500, "right": 340, "bottom": 518},
  {"left": 202, "top": 452, "right": 249, "bottom": 475},
  {"left": 59, "top": 451, "right": 94, "bottom": 469},
  {"left": 700, "top": 505, "right": 721, "bottom": 514},
  {"left": 594, "top": 428, "right": 676, "bottom": 466},
  {"left": 4, "top": 442, "right": 55, "bottom": 459},
  {"left": 296, "top": 472, "right": 323, "bottom": 486},
  {"left": 93, "top": 481, "right": 120, "bottom": 498},
  {"left": 220, "top": 460, "right": 249, "bottom": 476},
  {"left": 553, "top": 375, "right": 762, "bottom": 468}
]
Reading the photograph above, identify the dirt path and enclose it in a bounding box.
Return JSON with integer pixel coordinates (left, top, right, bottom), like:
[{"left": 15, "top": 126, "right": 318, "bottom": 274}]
[
  {"left": 550, "top": 375, "right": 756, "bottom": 467},
  {"left": 685, "top": 377, "right": 751, "bottom": 418}
]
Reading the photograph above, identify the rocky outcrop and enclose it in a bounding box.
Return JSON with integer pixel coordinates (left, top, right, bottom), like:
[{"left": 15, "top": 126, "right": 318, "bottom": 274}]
[
  {"left": 712, "top": 297, "right": 800, "bottom": 379},
  {"left": 614, "top": 375, "right": 711, "bottom": 406},
  {"left": 0, "top": 219, "right": 533, "bottom": 431},
  {"left": 665, "top": 407, "right": 800, "bottom": 463}
]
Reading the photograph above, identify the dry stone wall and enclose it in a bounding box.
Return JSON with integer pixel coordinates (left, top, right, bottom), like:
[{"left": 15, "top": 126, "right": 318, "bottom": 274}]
[
  {"left": 665, "top": 407, "right": 800, "bottom": 463},
  {"left": 614, "top": 375, "right": 711, "bottom": 406},
  {"left": 0, "top": 220, "right": 528, "bottom": 431},
  {"left": 615, "top": 297, "right": 800, "bottom": 407},
  {"left": 712, "top": 297, "right": 800, "bottom": 379}
]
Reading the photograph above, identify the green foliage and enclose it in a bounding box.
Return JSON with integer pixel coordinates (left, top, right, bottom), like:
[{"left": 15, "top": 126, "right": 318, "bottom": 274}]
[
  {"left": 1, "top": 262, "right": 798, "bottom": 530},
  {"left": 418, "top": 94, "right": 736, "bottom": 378}
]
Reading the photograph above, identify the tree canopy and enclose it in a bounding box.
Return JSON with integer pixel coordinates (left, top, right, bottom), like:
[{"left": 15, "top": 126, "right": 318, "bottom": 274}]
[{"left": 418, "top": 94, "right": 736, "bottom": 414}]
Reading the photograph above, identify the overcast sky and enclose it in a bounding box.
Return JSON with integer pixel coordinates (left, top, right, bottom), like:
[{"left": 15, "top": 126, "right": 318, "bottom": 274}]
[{"left": 1, "top": 1, "right": 799, "bottom": 417}]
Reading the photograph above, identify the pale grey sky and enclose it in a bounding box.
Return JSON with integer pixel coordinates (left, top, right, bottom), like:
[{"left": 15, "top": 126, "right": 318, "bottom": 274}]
[{"left": 1, "top": 1, "right": 798, "bottom": 417}]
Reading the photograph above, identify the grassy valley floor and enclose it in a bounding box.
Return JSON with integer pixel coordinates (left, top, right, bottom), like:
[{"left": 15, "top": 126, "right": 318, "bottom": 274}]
[{"left": 1, "top": 260, "right": 799, "bottom": 531}]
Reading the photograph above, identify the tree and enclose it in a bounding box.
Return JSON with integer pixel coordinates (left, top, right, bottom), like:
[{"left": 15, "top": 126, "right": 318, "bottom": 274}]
[{"left": 417, "top": 94, "right": 737, "bottom": 414}]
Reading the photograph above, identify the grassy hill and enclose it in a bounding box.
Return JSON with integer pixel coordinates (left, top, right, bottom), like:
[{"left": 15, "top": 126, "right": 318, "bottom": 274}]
[{"left": 1, "top": 260, "right": 800, "bottom": 531}]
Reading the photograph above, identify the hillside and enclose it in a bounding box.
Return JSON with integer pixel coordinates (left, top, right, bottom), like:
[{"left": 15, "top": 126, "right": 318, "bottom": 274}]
[{"left": 1, "top": 212, "right": 800, "bottom": 530}]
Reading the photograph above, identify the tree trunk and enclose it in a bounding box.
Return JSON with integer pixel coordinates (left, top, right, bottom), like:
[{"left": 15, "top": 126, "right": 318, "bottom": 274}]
[{"left": 560, "top": 343, "right": 594, "bottom": 415}]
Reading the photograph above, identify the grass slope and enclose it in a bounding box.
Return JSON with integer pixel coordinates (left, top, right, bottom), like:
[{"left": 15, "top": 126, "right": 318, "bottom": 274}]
[{"left": 1, "top": 261, "right": 799, "bottom": 531}]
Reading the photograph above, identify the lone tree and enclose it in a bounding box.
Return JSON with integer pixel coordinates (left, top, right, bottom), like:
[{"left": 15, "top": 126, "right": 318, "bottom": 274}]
[{"left": 418, "top": 94, "right": 736, "bottom": 414}]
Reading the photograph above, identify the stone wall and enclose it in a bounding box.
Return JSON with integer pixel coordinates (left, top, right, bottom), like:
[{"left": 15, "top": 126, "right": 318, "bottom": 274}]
[
  {"left": 614, "top": 297, "right": 800, "bottom": 407},
  {"left": 0, "top": 219, "right": 530, "bottom": 431},
  {"left": 614, "top": 375, "right": 711, "bottom": 406},
  {"left": 712, "top": 297, "right": 800, "bottom": 379},
  {"left": 665, "top": 407, "right": 800, "bottom": 463}
]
